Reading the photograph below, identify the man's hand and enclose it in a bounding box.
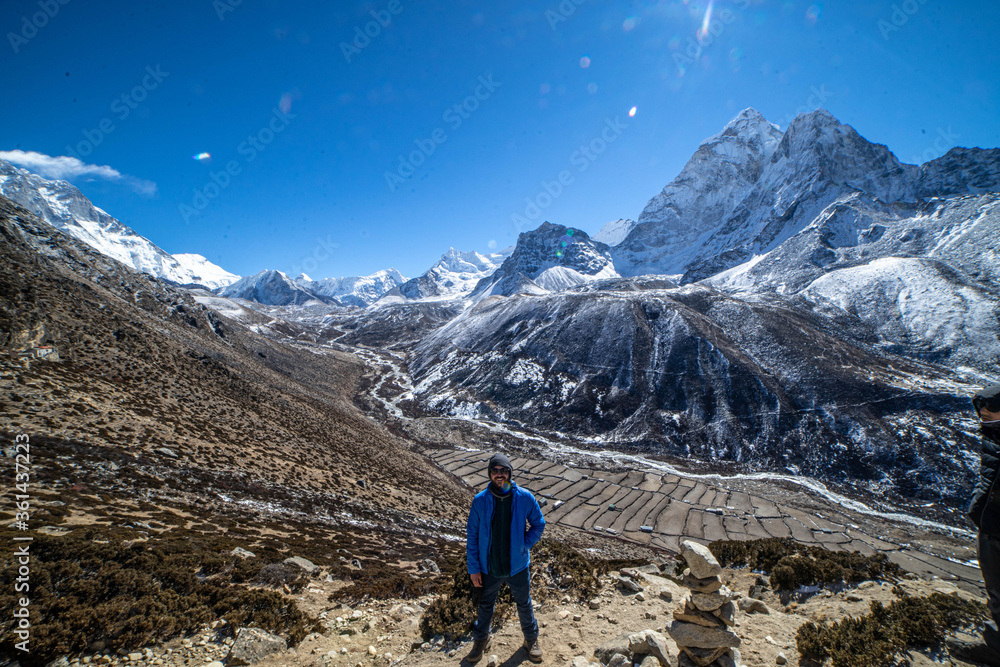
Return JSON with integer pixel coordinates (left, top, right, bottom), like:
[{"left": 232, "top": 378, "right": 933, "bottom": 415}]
[{"left": 470, "top": 572, "right": 483, "bottom": 587}]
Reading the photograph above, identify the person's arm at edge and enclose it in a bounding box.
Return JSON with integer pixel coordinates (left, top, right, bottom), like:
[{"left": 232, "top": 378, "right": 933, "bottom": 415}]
[
  {"left": 467, "top": 498, "right": 483, "bottom": 587},
  {"left": 525, "top": 493, "right": 545, "bottom": 549}
]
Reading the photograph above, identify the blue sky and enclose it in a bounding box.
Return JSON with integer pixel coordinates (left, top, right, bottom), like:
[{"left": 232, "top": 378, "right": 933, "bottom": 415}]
[{"left": 2, "top": 0, "right": 998, "bottom": 280}]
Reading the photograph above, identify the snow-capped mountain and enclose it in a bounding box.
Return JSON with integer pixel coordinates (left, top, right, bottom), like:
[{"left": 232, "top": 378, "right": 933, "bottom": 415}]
[
  {"left": 592, "top": 218, "right": 636, "bottom": 246},
  {"left": 613, "top": 108, "right": 784, "bottom": 277},
  {"left": 295, "top": 269, "right": 405, "bottom": 308},
  {"left": 471, "top": 223, "right": 618, "bottom": 298},
  {"left": 379, "top": 247, "right": 512, "bottom": 303},
  {"left": 171, "top": 253, "right": 240, "bottom": 290},
  {"left": 217, "top": 270, "right": 340, "bottom": 306},
  {"left": 614, "top": 109, "right": 1000, "bottom": 285},
  {"left": 0, "top": 159, "right": 238, "bottom": 289}
]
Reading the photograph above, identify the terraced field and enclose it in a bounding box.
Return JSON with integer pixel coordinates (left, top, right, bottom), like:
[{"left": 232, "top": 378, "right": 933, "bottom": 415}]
[{"left": 426, "top": 448, "right": 983, "bottom": 590}]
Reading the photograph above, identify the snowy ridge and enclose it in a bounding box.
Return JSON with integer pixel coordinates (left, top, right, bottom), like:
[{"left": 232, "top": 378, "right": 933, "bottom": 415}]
[
  {"left": 296, "top": 268, "right": 405, "bottom": 307},
  {"left": 471, "top": 222, "right": 617, "bottom": 298},
  {"left": 592, "top": 218, "right": 636, "bottom": 246},
  {"left": 217, "top": 269, "right": 340, "bottom": 306},
  {"left": 378, "top": 247, "right": 512, "bottom": 304},
  {"left": 0, "top": 159, "right": 238, "bottom": 288}
]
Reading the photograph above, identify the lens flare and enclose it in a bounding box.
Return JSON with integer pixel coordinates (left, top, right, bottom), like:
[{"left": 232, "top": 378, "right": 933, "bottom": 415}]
[
  {"left": 806, "top": 4, "right": 822, "bottom": 24},
  {"left": 579, "top": 56, "right": 591, "bottom": 68},
  {"left": 696, "top": 0, "right": 714, "bottom": 41},
  {"left": 192, "top": 153, "right": 211, "bottom": 161},
  {"left": 629, "top": 106, "right": 637, "bottom": 117}
]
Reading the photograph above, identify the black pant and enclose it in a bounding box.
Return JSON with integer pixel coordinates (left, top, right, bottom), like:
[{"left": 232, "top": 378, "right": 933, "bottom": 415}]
[
  {"left": 471, "top": 567, "right": 538, "bottom": 642},
  {"left": 982, "top": 532, "right": 1000, "bottom": 650}
]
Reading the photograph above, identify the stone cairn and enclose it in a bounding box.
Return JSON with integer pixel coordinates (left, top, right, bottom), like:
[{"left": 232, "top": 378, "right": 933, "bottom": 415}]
[{"left": 666, "top": 540, "right": 742, "bottom": 667}]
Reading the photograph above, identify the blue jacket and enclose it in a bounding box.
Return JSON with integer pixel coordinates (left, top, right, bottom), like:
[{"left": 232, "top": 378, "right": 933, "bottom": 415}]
[{"left": 467, "top": 481, "right": 545, "bottom": 576}]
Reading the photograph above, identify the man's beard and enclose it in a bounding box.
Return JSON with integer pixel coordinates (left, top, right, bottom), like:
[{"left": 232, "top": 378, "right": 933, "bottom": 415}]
[{"left": 491, "top": 479, "right": 512, "bottom": 493}]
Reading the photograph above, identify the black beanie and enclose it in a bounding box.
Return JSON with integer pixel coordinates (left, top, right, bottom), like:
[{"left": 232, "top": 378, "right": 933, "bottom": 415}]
[
  {"left": 487, "top": 453, "right": 513, "bottom": 475},
  {"left": 973, "top": 385, "right": 1000, "bottom": 415}
]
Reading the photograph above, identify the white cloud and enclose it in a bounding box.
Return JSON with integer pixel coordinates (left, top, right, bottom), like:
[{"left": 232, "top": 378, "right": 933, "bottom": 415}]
[{"left": 0, "top": 150, "right": 157, "bottom": 196}]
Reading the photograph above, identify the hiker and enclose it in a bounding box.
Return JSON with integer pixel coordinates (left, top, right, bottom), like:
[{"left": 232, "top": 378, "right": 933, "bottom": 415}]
[
  {"left": 949, "top": 384, "right": 1000, "bottom": 665},
  {"left": 465, "top": 453, "right": 546, "bottom": 663}
]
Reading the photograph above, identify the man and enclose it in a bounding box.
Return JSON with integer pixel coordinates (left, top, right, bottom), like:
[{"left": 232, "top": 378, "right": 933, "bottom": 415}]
[
  {"left": 949, "top": 384, "right": 1000, "bottom": 666},
  {"left": 465, "top": 453, "right": 546, "bottom": 663}
]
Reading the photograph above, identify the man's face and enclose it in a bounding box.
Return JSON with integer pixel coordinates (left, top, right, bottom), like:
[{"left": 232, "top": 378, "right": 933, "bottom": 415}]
[
  {"left": 490, "top": 465, "right": 511, "bottom": 485},
  {"left": 981, "top": 405, "right": 1000, "bottom": 424}
]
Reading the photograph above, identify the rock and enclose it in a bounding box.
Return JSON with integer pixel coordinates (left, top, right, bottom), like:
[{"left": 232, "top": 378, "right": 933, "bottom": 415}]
[
  {"left": 155, "top": 447, "right": 178, "bottom": 459},
  {"left": 559, "top": 610, "right": 571, "bottom": 619},
  {"left": 776, "top": 652, "right": 787, "bottom": 664},
  {"left": 232, "top": 547, "right": 256, "bottom": 559},
  {"left": 226, "top": 627, "right": 288, "bottom": 665},
  {"left": 716, "top": 652, "right": 738, "bottom": 667},
  {"left": 681, "top": 541, "right": 722, "bottom": 580},
  {"left": 714, "top": 601, "right": 737, "bottom": 627},
  {"left": 738, "top": 597, "right": 769, "bottom": 614},
  {"left": 682, "top": 574, "right": 722, "bottom": 593},
  {"left": 283, "top": 556, "right": 319, "bottom": 575},
  {"left": 673, "top": 605, "right": 725, "bottom": 628},
  {"left": 594, "top": 633, "right": 631, "bottom": 664},
  {"left": 681, "top": 646, "right": 728, "bottom": 667},
  {"left": 571, "top": 658, "right": 591, "bottom": 667},
  {"left": 573, "top": 614, "right": 582, "bottom": 622},
  {"left": 48, "top": 658, "right": 70, "bottom": 667},
  {"left": 589, "top": 598, "right": 602, "bottom": 610},
  {"left": 486, "top": 655, "right": 499, "bottom": 667},
  {"left": 846, "top": 593, "right": 863, "bottom": 602},
  {"left": 636, "top": 592, "right": 646, "bottom": 602},
  {"left": 205, "top": 663, "right": 224, "bottom": 667},
  {"left": 691, "top": 592, "right": 729, "bottom": 612},
  {"left": 637, "top": 656, "right": 661, "bottom": 667},
  {"left": 417, "top": 558, "right": 439, "bottom": 573},
  {"left": 617, "top": 575, "right": 645, "bottom": 593},
  {"left": 667, "top": 621, "right": 741, "bottom": 649},
  {"left": 128, "top": 654, "right": 142, "bottom": 662},
  {"left": 607, "top": 653, "right": 630, "bottom": 667},
  {"left": 658, "top": 587, "right": 674, "bottom": 602}
]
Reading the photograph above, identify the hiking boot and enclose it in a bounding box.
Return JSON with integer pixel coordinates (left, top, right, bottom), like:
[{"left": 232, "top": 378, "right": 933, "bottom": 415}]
[
  {"left": 947, "top": 636, "right": 1000, "bottom": 666},
  {"left": 465, "top": 636, "right": 491, "bottom": 664},
  {"left": 523, "top": 636, "right": 543, "bottom": 663}
]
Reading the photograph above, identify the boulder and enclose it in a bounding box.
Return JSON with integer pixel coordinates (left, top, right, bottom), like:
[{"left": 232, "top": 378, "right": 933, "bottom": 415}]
[
  {"left": 680, "top": 541, "right": 722, "bottom": 580},
  {"left": 737, "top": 597, "right": 769, "bottom": 614},
  {"left": 283, "top": 556, "right": 319, "bottom": 575},
  {"left": 691, "top": 592, "right": 729, "bottom": 611},
  {"left": 607, "top": 654, "right": 630, "bottom": 667},
  {"left": 593, "top": 633, "right": 631, "bottom": 664},
  {"left": 232, "top": 547, "right": 256, "bottom": 559},
  {"left": 681, "top": 646, "right": 728, "bottom": 667},
  {"left": 682, "top": 574, "right": 722, "bottom": 593},
  {"left": 667, "top": 621, "right": 741, "bottom": 649},
  {"left": 226, "top": 627, "right": 287, "bottom": 665}
]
